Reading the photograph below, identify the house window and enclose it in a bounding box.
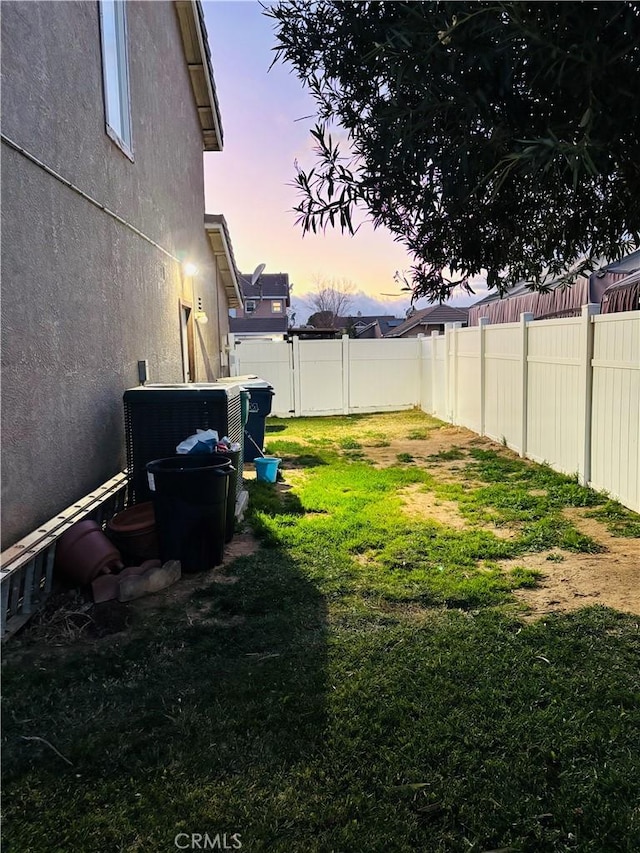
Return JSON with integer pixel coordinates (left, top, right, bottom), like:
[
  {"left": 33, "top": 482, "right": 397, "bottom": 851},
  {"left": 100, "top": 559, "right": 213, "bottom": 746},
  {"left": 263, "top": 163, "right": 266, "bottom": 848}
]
[
  {"left": 271, "top": 300, "right": 283, "bottom": 314},
  {"left": 99, "top": 0, "right": 133, "bottom": 158},
  {"left": 245, "top": 300, "right": 257, "bottom": 313}
]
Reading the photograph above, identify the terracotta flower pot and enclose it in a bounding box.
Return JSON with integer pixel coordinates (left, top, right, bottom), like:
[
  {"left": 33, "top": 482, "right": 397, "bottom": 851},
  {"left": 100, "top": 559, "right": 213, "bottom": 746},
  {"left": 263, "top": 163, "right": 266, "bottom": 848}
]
[
  {"left": 106, "top": 502, "right": 159, "bottom": 563},
  {"left": 55, "top": 520, "right": 123, "bottom": 585}
]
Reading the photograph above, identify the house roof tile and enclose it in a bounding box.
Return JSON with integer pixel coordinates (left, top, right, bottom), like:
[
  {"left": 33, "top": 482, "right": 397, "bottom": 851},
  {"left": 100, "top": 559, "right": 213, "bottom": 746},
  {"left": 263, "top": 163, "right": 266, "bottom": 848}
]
[
  {"left": 386, "top": 305, "right": 469, "bottom": 336},
  {"left": 239, "top": 273, "right": 290, "bottom": 303}
]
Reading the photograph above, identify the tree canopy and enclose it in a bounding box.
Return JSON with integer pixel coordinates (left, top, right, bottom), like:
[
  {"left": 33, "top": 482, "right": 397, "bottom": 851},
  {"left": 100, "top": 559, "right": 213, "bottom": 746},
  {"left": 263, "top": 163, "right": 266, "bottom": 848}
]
[
  {"left": 306, "top": 277, "right": 355, "bottom": 325},
  {"left": 267, "top": 1, "right": 640, "bottom": 301}
]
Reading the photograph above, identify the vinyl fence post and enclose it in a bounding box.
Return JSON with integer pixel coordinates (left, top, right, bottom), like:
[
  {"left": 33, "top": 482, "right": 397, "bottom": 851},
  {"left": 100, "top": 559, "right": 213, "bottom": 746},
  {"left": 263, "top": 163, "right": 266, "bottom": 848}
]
[
  {"left": 478, "top": 318, "right": 489, "bottom": 436},
  {"left": 416, "top": 334, "right": 424, "bottom": 409},
  {"left": 520, "top": 312, "right": 534, "bottom": 457},
  {"left": 579, "top": 303, "right": 600, "bottom": 486},
  {"left": 430, "top": 330, "right": 440, "bottom": 417},
  {"left": 292, "top": 334, "right": 302, "bottom": 417},
  {"left": 444, "top": 324, "right": 453, "bottom": 422},
  {"left": 450, "top": 322, "right": 463, "bottom": 424},
  {"left": 342, "top": 334, "right": 350, "bottom": 415}
]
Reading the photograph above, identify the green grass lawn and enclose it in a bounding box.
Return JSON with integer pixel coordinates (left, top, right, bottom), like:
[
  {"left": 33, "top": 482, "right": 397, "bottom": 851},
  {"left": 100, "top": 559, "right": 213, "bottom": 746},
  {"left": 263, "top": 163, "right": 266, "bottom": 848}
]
[{"left": 3, "top": 412, "right": 640, "bottom": 852}]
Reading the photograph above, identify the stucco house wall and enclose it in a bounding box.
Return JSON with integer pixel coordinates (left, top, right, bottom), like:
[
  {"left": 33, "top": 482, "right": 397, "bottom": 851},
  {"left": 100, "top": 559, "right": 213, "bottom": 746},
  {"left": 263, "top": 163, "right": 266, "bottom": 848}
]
[{"left": 1, "top": 1, "right": 231, "bottom": 547}]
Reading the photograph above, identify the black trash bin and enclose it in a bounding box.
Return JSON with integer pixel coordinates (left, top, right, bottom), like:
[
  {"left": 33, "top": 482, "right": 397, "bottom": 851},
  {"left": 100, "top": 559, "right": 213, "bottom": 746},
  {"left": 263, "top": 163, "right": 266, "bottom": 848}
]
[
  {"left": 146, "top": 455, "right": 234, "bottom": 572},
  {"left": 242, "top": 380, "right": 275, "bottom": 462},
  {"left": 211, "top": 449, "right": 240, "bottom": 543}
]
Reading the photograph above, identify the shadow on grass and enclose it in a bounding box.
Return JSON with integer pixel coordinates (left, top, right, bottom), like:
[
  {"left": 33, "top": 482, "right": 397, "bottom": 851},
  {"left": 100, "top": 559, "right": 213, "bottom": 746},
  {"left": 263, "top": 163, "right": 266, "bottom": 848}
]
[{"left": 1, "top": 550, "right": 329, "bottom": 852}]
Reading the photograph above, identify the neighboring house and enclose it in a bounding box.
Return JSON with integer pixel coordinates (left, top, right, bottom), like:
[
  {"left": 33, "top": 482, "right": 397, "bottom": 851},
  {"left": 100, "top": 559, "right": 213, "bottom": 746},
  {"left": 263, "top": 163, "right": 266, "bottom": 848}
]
[
  {"left": 385, "top": 305, "right": 469, "bottom": 338},
  {"left": 467, "top": 249, "right": 640, "bottom": 325},
  {"left": 593, "top": 248, "right": 640, "bottom": 294},
  {"left": 1, "top": 0, "right": 241, "bottom": 548},
  {"left": 337, "top": 315, "right": 404, "bottom": 338},
  {"left": 467, "top": 276, "right": 601, "bottom": 325},
  {"left": 595, "top": 250, "right": 640, "bottom": 314},
  {"left": 600, "top": 269, "right": 640, "bottom": 314},
  {"left": 229, "top": 272, "right": 291, "bottom": 340}
]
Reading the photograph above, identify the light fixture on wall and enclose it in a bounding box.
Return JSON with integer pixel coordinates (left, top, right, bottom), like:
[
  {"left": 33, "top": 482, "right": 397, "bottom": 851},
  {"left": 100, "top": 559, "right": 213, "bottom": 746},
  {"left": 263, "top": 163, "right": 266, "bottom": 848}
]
[{"left": 183, "top": 261, "right": 198, "bottom": 277}]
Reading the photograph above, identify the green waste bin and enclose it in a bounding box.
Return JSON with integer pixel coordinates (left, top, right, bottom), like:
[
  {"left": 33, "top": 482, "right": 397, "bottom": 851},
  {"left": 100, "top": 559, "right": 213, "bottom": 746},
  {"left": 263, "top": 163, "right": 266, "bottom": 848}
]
[
  {"left": 240, "top": 389, "right": 251, "bottom": 429},
  {"left": 242, "top": 380, "right": 275, "bottom": 461},
  {"left": 211, "top": 449, "right": 240, "bottom": 543}
]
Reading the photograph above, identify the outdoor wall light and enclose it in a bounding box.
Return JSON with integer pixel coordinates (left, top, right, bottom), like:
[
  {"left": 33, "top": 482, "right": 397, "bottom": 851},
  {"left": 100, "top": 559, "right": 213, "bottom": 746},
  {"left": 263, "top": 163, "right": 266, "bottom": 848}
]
[
  {"left": 183, "top": 261, "right": 198, "bottom": 277},
  {"left": 195, "top": 311, "right": 209, "bottom": 324}
]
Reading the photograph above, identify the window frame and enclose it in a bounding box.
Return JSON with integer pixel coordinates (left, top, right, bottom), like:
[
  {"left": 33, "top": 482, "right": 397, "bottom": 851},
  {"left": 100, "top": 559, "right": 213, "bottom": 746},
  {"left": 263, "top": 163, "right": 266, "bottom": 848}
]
[
  {"left": 271, "top": 300, "right": 283, "bottom": 314},
  {"left": 245, "top": 299, "right": 257, "bottom": 314},
  {"left": 98, "top": 0, "right": 134, "bottom": 160}
]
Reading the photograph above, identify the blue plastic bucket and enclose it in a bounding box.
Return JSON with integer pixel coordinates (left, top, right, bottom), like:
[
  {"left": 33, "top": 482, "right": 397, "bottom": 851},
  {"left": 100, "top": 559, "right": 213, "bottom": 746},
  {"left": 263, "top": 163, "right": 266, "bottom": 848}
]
[{"left": 254, "top": 456, "right": 281, "bottom": 483}]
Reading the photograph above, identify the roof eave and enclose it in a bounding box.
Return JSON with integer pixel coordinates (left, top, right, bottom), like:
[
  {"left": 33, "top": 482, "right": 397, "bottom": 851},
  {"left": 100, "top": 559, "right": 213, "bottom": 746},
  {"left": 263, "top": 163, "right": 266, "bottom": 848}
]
[
  {"left": 205, "top": 220, "right": 242, "bottom": 308},
  {"left": 175, "top": 0, "right": 224, "bottom": 152}
]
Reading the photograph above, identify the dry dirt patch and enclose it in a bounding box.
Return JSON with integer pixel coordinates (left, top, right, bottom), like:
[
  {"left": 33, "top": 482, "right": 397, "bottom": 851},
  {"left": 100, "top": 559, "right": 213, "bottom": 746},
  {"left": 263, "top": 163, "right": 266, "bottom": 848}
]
[
  {"left": 362, "top": 425, "right": 496, "bottom": 484},
  {"left": 511, "top": 510, "right": 640, "bottom": 618},
  {"left": 364, "top": 425, "right": 640, "bottom": 618},
  {"left": 400, "top": 483, "right": 468, "bottom": 529},
  {"left": 398, "top": 483, "right": 517, "bottom": 539},
  {"left": 133, "top": 531, "right": 259, "bottom": 614}
]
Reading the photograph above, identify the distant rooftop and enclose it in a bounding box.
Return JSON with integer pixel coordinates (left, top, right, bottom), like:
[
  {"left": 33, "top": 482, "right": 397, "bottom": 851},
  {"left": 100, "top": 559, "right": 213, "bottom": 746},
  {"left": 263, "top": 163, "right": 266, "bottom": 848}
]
[
  {"left": 238, "top": 272, "right": 291, "bottom": 304},
  {"left": 385, "top": 304, "right": 469, "bottom": 337}
]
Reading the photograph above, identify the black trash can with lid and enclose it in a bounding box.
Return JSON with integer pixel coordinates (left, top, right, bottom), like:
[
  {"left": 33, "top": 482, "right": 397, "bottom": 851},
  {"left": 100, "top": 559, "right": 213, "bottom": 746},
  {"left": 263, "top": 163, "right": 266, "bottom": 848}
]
[
  {"left": 146, "top": 455, "right": 234, "bottom": 572},
  {"left": 242, "top": 380, "right": 275, "bottom": 461}
]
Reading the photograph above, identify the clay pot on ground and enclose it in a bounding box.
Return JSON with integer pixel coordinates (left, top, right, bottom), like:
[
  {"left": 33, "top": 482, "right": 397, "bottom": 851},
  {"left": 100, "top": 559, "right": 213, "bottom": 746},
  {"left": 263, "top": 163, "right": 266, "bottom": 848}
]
[
  {"left": 55, "top": 520, "right": 123, "bottom": 585},
  {"left": 106, "top": 502, "right": 159, "bottom": 564}
]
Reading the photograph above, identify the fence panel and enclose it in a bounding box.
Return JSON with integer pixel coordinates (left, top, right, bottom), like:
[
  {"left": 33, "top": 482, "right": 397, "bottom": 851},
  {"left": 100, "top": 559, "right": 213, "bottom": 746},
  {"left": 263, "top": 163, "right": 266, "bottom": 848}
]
[
  {"left": 526, "top": 317, "right": 584, "bottom": 476},
  {"left": 484, "top": 323, "right": 522, "bottom": 451},
  {"left": 453, "top": 327, "right": 482, "bottom": 433},
  {"left": 349, "top": 339, "right": 420, "bottom": 411},
  {"left": 590, "top": 312, "right": 640, "bottom": 511},
  {"left": 232, "top": 339, "right": 294, "bottom": 416},
  {"left": 297, "top": 339, "right": 344, "bottom": 415}
]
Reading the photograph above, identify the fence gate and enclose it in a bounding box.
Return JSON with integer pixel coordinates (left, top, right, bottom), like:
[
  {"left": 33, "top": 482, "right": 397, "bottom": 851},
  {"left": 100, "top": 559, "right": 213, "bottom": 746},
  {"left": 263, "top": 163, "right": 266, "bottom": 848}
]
[
  {"left": 229, "top": 336, "right": 295, "bottom": 416},
  {"left": 230, "top": 334, "right": 423, "bottom": 418}
]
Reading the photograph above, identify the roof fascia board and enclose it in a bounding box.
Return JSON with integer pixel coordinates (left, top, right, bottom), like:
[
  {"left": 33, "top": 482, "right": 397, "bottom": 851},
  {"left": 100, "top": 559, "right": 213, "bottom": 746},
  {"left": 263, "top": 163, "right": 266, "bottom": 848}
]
[
  {"left": 205, "top": 221, "right": 242, "bottom": 306},
  {"left": 175, "top": 0, "right": 223, "bottom": 151}
]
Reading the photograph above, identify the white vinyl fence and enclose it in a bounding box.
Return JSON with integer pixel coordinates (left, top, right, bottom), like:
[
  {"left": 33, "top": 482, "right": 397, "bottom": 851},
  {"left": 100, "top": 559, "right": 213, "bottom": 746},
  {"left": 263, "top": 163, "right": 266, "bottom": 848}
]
[
  {"left": 229, "top": 334, "right": 422, "bottom": 418},
  {"left": 230, "top": 308, "right": 640, "bottom": 512}
]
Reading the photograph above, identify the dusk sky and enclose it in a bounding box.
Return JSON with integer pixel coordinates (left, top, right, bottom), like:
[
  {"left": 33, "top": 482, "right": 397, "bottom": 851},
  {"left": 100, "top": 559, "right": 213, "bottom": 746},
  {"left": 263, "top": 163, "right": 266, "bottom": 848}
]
[{"left": 201, "top": 0, "right": 486, "bottom": 320}]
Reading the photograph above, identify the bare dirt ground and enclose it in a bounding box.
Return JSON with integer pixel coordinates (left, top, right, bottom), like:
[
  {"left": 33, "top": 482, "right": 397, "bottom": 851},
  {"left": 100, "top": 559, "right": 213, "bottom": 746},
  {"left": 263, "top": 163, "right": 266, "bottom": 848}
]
[
  {"left": 399, "top": 483, "right": 517, "bottom": 540},
  {"left": 133, "top": 530, "right": 260, "bottom": 618},
  {"left": 5, "top": 531, "right": 261, "bottom": 653},
  {"left": 362, "top": 426, "right": 640, "bottom": 619},
  {"left": 510, "top": 510, "right": 640, "bottom": 619}
]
